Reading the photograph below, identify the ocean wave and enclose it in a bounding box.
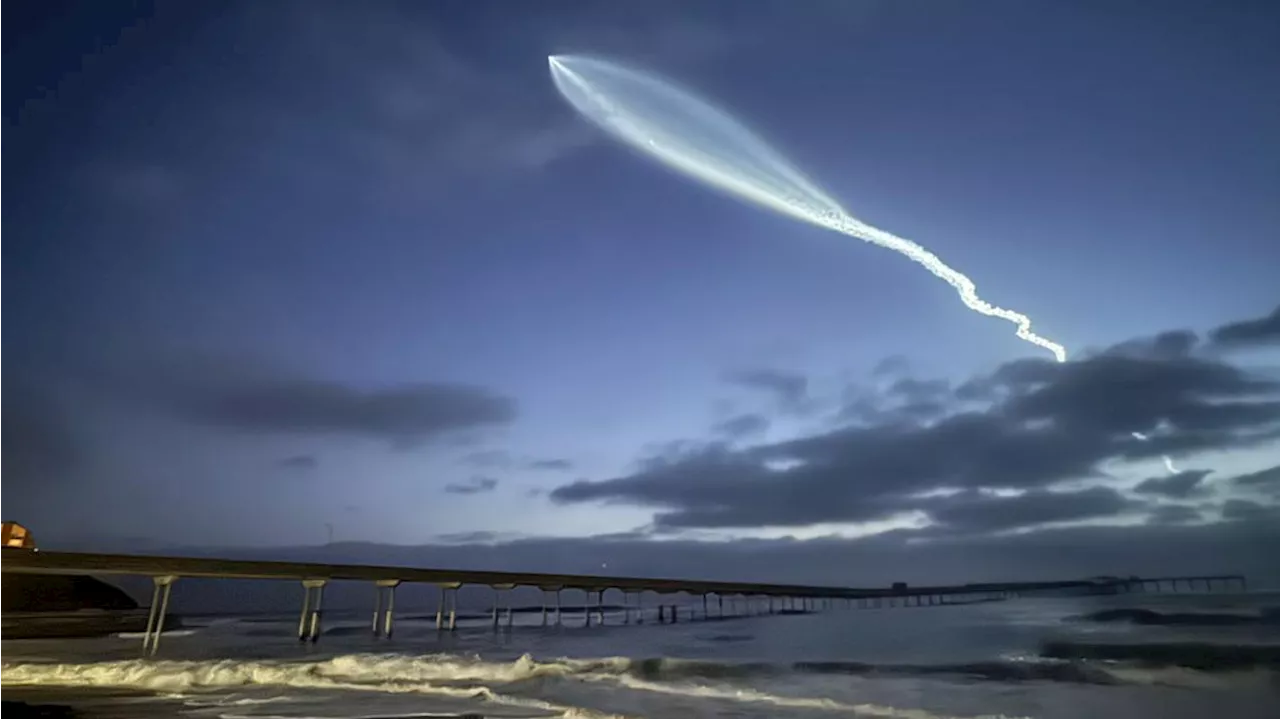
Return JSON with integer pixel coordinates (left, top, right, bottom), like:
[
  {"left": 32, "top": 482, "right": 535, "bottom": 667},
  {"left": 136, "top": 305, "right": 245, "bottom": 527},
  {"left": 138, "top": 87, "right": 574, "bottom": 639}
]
[
  {"left": 1040, "top": 640, "right": 1280, "bottom": 671},
  {"left": 611, "top": 657, "right": 1116, "bottom": 684},
  {"left": 1076, "top": 607, "right": 1280, "bottom": 627},
  {"left": 8, "top": 644, "right": 1270, "bottom": 703},
  {"left": 603, "top": 673, "right": 1021, "bottom": 719},
  {"left": 0, "top": 656, "right": 614, "bottom": 719},
  {"left": 10, "top": 634, "right": 1279, "bottom": 719},
  {"left": 0, "top": 653, "right": 1038, "bottom": 719},
  {"left": 790, "top": 660, "right": 1119, "bottom": 685}
]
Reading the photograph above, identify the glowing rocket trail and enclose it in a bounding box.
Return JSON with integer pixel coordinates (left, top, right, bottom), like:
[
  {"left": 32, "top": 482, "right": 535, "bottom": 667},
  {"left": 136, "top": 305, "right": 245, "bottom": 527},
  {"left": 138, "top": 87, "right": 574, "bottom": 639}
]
[{"left": 548, "top": 55, "right": 1067, "bottom": 363}]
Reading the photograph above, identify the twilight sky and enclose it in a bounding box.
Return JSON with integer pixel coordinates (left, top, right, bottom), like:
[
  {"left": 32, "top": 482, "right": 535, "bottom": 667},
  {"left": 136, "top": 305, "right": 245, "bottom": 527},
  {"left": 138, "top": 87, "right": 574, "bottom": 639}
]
[{"left": 5, "top": 0, "right": 1279, "bottom": 580}]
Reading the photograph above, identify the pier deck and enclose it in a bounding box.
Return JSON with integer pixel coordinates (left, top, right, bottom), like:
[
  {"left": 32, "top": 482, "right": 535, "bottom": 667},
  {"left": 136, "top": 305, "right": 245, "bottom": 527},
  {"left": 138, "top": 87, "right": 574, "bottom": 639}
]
[{"left": 2, "top": 549, "right": 1245, "bottom": 653}]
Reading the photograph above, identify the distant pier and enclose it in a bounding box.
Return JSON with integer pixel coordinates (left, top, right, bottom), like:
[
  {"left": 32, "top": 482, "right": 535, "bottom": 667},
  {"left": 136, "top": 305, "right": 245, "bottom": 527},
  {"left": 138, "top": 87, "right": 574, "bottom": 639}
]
[{"left": 1, "top": 549, "right": 1246, "bottom": 655}]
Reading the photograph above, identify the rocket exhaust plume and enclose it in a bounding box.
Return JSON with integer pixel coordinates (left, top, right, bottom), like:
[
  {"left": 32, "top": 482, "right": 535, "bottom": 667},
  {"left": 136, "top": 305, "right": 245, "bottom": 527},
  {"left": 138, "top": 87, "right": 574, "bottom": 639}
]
[{"left": 548, "top": 55, "right": 1067, "bottom": 363}]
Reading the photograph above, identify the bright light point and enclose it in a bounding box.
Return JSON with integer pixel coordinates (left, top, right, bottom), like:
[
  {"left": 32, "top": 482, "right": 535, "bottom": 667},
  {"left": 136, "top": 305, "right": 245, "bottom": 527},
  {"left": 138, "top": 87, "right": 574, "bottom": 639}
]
[{"left": 548, "top": 55, "right": 1067, "bottom": 363}]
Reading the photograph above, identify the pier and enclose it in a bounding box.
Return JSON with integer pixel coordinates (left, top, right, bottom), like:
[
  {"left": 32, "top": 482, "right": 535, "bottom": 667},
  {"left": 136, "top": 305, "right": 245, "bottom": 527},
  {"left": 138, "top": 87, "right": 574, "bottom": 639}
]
[{"left": 1, "top": 549, "right": 1246, "bottom": 654}]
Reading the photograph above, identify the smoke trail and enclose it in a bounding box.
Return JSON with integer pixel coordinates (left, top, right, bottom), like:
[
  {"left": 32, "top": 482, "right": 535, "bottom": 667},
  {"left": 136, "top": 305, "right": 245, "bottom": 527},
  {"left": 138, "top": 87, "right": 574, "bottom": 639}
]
[
  {"left": 548, "top": 56, "right": 1206, "bottom": 477},
  {"left": 548, "top": 55, "right": 1067, "bottom": 363},
  {"left": 815, "top": 212, "right": 1066, "bottom": 362}
]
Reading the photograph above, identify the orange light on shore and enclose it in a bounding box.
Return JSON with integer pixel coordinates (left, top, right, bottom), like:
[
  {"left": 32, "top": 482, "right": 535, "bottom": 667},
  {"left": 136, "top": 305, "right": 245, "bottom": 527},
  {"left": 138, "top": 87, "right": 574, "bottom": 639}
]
[{"left": 2, "top": 521, "right": 36, "bottom": 549}]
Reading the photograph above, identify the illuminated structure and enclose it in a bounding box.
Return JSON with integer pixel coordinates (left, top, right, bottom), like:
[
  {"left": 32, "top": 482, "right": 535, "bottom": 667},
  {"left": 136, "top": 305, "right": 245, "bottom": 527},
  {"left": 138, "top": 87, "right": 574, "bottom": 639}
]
[{"left": 0, "top": 519, "right": 34, "bottom": 547}]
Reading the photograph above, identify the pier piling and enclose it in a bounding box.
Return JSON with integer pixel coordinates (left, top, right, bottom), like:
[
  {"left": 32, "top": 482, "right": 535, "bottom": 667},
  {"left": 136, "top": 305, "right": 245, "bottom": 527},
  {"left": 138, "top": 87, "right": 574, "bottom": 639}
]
[
  {"left": 371, "top": 580, "right": 399, "bottom": 638},
  {"left": 142, "top": 575, "right": 176, "bottom": 655},
  {"left": 297, "top": 579, "right": 326, "bottom": 642}
]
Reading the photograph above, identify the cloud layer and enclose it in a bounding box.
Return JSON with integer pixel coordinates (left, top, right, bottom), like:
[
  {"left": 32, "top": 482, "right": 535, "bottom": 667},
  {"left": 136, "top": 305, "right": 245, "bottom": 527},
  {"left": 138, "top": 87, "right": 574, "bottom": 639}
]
[
  {"left": 94, "top": 354, "right": 517, "bottom": 446},
  {"left": 1209, "top": 305, "right": 1280, "bottom": 349},
  {"left": 444, "top": 476, "right": 500, "bottom": 495},
  {"left": 553, "top": 310, "right": 1280, "bottom": 536}
]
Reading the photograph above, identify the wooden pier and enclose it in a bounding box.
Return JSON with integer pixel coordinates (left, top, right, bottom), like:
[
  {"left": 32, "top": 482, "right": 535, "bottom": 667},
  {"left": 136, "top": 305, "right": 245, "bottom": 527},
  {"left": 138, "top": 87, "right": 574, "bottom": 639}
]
[{"left": 1, "top": 549, "right": 1246, "bottom": 654}]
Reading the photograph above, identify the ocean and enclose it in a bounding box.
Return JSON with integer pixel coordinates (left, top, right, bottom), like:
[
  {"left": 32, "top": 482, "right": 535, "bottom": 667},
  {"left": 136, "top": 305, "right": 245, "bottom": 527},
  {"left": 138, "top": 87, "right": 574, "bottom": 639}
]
[{"left": 4, "top": 591, "right": 1278, "bottom": 719}]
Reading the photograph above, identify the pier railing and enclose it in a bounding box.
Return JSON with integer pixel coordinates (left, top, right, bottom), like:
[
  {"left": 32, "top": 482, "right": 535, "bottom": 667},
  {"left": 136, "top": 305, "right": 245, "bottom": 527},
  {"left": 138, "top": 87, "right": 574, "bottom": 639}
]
[{"left": 1, "top": 548, "right": 1245, "bottom": 654}]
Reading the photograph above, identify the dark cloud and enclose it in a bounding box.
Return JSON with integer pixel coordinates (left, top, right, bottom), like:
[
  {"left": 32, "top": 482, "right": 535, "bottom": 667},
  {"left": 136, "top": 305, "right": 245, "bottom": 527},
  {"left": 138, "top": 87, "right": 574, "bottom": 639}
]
[
  {"left": 712, "top": 413, "right": 770, "bottom": 439},
  {"left": 998, "top": 354, "right": 1276, "bottom": 439},
  {"left": 1133, "top": 469, "right": 1212, "bottom": 499},
  {"left": 274, "top": 454, "right": 318, "bottom": 471},
  {"left": 925, "top": 487, "right": 1142, "bottom": 535},
  {"left": 1, "top": 385, "right": 81, "bottom": 491},
  {"left": 461, "top": 449, "right": 513, "bottom": 469},
  {"left": 97, "top": 354, "right": 516, "bottom": 446},
  {"left": 724, "top": 368, "right": 808, "bottom": 412},
  {"left": 1228, "top": 465, "right": 1280, "bottom": 494},
  {"left": 1209, "top": 305, "right": 1280, "bottom": 349},
  {"left": 553, "top": 310, "right": 1280, "bottom": 534},
  {"left": 1219, "top": 498, "right": 1280, "bottom": 522},
  {"left": 843, "top": 377, "right": 953, "bottom": 425},
  {"left": 888, "top": 377, "right": 950, "bottom": 403},
  {"left": 527, "top": 458, "right": 574, "bottom": 471},
  {"left": 872, "top": 355, "right": 910, "bottom": 377},
  {"left": 836, "top": 390, "right": 882, "bottom": 424},
  {"left": 433, "top": 529, "right": 523, "bottom": 544},
  {"left": 460, "top": 452, "right": 573, "bottom": 472},
  {"left": 190, "top": 380, "right": 513, "bottom": 444},
  {"left": 444, "top": 476, "right": 499, "bottom": 495},
  {"left": 1145, "top": 504, "right": 1203, "bottom": 525},
  {"left": 1106, "top": 329, "right": 1200, "bottom": 360}
]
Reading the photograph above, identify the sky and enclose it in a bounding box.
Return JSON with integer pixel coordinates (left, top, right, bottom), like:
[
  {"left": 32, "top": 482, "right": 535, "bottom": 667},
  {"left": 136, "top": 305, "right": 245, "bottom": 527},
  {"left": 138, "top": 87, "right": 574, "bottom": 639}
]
[{"left": 5, "top": 0, "right": 1279, "bottom": 584}]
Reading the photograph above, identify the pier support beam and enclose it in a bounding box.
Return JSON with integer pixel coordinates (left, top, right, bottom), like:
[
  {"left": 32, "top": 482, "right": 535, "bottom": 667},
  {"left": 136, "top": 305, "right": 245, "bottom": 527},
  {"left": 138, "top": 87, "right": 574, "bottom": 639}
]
[
  {"left": 489, "top": 584, "right": 515, "bottom": 631},
  {"left": 629, "top": 591, "right": 644, "bottom": 624},
  {"left": 540, "top": 585, "right": 560, "bottom": 624},
  {"left": 435, "top": 585, "right": 459, "bottom": 631},
  {"left": 371, "top": 580, "right": 400, "bottom": 638},
  {"left": 142, "top": 575, "right": 177, "bottom": 656},
  {"left": 297, "top": 579, "right": 326, "bottom": 643}
]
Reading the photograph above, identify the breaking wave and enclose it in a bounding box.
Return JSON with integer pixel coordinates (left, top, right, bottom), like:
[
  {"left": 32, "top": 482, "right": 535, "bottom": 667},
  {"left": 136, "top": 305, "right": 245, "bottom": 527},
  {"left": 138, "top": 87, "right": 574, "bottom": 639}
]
[
  {"left": 6, "top": 645, "right": 1275, "bottom": 703},
  {"left": 1, "top": 655, "right": 610, "bottom": 719},
  {"left": 0, "top": 652, "right": 1049, "bottom": 719}
]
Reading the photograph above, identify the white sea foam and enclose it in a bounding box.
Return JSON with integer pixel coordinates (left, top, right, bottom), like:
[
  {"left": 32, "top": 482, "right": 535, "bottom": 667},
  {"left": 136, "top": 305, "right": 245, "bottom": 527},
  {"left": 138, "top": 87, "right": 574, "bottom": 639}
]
[
  {"left": 0, "top": 652, "right": 1050, "bottom": 719},
  {"left": 1, "top": 655, "right": 615, "bottom": 719}
]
